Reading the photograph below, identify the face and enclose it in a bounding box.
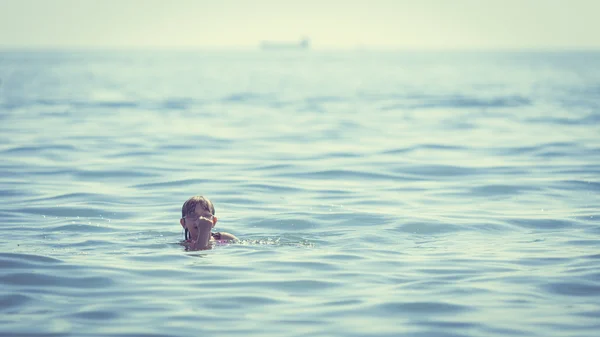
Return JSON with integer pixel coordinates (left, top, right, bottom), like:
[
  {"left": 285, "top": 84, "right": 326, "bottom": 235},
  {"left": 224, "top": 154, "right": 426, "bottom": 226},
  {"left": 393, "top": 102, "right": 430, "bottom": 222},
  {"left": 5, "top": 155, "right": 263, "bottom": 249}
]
[{"left": 181, "top": 204, "right": 217, "bottom": 240}]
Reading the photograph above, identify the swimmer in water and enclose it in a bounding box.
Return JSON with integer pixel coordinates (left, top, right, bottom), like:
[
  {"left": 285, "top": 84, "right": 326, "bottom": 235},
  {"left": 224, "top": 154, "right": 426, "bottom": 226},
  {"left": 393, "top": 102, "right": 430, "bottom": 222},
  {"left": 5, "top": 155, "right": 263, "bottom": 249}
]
[{"left": 180, "top": 195, "right": 238, "bottom": 250}]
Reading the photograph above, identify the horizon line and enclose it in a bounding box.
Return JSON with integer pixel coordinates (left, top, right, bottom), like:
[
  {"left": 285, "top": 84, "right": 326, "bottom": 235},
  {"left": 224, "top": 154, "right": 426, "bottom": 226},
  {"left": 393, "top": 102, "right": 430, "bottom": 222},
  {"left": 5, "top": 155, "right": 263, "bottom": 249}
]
[{"left": 1, "top": 45, "right": 600, "bottom": 53}]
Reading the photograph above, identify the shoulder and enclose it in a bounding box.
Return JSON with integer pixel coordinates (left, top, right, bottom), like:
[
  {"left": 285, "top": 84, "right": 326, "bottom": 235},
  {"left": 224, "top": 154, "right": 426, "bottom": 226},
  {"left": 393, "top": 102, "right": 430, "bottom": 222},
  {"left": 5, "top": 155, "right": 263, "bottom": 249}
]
[
  {"left": 212, "top": 231, "right": 238, "bottom": 241},
  {"left": 219, "top": 232, "right": 239, "bottom": 241}
]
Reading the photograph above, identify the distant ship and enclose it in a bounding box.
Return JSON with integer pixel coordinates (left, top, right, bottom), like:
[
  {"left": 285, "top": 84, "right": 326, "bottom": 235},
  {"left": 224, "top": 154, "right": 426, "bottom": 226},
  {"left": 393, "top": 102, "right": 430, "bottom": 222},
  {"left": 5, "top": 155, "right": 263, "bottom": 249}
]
[{"left": 260, "top": 37, "right": 310, "bottom": 50}]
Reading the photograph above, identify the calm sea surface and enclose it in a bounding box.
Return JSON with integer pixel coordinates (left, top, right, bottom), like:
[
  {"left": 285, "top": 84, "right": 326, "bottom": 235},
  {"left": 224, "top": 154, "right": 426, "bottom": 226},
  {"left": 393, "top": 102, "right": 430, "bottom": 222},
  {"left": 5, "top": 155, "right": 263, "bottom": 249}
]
[{"left": 0, "top": 50, "right": 599, "bottom": 337}]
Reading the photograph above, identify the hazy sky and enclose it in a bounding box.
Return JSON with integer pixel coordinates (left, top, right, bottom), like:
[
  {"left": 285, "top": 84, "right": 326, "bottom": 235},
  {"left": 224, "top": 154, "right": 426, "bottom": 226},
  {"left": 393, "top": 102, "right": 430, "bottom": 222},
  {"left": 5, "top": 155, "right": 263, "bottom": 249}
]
[{"left": 1, "top": 0, "right": 599, "bottom": 50}]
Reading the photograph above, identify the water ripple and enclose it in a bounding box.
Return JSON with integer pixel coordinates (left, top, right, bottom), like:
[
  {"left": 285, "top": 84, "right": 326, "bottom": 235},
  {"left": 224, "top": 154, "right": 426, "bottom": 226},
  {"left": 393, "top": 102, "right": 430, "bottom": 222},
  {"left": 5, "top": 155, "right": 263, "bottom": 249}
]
[
  {"left": 0, "top": 294, "right": 33, "bottom": 311},
  {"left": 381, "top": 94, "right": 531, "bottom": 110},
  {"left": 371, "top": 301, "right": 472, "bottom": 315},
  {"left": 275, "top": 169, "right": 420, "bottom": 181},
  {"left": 131, "top": 179, "right": 212, "bottom": 189},
  {"left": 509, "top": 218, "right": 576, "bottom": 230},
  {"left": 543, "top": 282, "right": 600, "bottom": 297},
  {"left": 0, "top": 272, "right": 113, "bottom": 288},
  {"left": 1, "top": 50, "right": 599, "bottom": 337},
  {"left": 0, "top": 253, "right": 62, "bottom": 268}
]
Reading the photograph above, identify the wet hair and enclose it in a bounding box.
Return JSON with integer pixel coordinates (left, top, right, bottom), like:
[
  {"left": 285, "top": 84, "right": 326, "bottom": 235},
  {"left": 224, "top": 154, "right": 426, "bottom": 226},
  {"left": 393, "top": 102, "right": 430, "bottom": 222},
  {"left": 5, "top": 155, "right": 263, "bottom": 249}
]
[
  {"left": 181, "top": 196, "right": 215, "bottom": 240},
  {"left": 181, "top": 195, "right": 215, "bottom": 217}
]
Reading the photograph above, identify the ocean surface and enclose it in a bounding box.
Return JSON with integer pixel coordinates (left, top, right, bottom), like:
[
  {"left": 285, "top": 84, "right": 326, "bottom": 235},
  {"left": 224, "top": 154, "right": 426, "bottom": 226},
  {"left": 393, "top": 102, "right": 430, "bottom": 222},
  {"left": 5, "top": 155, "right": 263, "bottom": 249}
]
[{"left": 0, "top": 50, "right": 599, "bottom": 337}]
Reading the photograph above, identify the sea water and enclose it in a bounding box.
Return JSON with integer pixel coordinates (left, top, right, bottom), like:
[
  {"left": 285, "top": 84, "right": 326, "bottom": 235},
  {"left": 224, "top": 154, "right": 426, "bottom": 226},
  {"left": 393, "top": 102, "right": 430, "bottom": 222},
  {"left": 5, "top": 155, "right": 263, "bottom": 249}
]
[{"left": 0, "top": 50, "right": 599, "bottom": 337}]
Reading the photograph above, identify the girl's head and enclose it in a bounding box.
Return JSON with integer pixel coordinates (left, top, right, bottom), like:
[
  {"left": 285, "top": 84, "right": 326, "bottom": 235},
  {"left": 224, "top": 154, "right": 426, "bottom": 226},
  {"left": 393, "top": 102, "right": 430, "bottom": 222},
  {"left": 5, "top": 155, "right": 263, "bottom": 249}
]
[{"left": 180, "top": 196, "right": 217, "bottom": 240}]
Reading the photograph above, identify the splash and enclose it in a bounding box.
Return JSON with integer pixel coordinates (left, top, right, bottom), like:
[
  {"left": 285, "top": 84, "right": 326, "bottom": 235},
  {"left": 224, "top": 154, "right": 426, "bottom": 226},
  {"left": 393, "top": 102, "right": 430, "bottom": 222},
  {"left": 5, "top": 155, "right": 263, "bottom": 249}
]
[{"left": 235, "top": 237, "right": 315, "bottom": 248}]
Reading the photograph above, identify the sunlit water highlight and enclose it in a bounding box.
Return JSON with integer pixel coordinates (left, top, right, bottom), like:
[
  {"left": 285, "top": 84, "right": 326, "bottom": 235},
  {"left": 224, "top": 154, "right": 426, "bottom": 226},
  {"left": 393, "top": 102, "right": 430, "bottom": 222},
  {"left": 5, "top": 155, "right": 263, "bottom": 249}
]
[{"left": 0, "top": 50, "right": 599, "bottom": 337}]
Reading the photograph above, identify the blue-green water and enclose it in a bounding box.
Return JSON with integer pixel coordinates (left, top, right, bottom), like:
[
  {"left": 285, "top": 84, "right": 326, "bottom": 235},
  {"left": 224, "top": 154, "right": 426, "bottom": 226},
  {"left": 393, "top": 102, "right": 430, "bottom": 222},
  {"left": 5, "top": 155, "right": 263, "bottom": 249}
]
[{"left": 0, "top": 50, "right": 599, "bottom": 337}]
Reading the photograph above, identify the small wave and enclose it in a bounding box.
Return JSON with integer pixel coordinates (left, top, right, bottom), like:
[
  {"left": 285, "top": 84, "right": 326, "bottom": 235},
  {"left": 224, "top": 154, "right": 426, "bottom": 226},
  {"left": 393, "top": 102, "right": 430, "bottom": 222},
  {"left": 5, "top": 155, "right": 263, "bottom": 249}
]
[
  {"left": 159, "top": 98, "right": 196, "bottom": 110},
  {"left": 0, "top": 294, "right": 33, "bottom": 311},
  {"left": 247, "top": 218, "right": 318, "bottom": 231},
  {"left": 304, "top": 95, "right": 346, "bottom": 104},
  {"left": 394, "top": 164, "right": 480, "bottom": 178},
  {"left": 131, "top": 178, "right": 211, "bottom": 189},
  {"left": 0, "top": 188, "right": 27, "bottom": 198},
  {"left": 104, "top": 150, "right": 157, "bottom": 158},
  {"left": 321, "top": 253, "right": 365, "bottom": 262},
  {"left": 370, "top": 301, "right": 471, "bottom": 315},
  {"left": 543, "top": 281, "right": 600, "bottom": 297},
  {"left": 0, "top": 253, "right": 62, "bottom": 268},
  {"left": 240, "top": 183, "right": 303, "bottom": 193},
  {"left": 273, "top": 169, "right": 419, "bottom": 181},
  {"left": 492, "top": 142, "right": 571, "bottom": 155},
  {"left": 508, "top": 218, "right": 575, "bottom": 230},
  {"left": 25, "top": 192, "right": 124, "bottom": 204},
  {"left": 556, "top": 180, "right": 600, "bottom": 192},
  {"left": 527, "top": 115, "right": 600, "bottom": 126},
  {"left": 77, "top": 100, "right": 140, "bottom": 109},
  {"left": 0, "top": 272, "right": 113, "bottom": 288},
  {"left": 469, "top": 184, "right": 540, "bottom": 197},
  {"left": 381, "top": 94, "right": 531, "bottom": 110},
  {"left": 249, "top": 163, "right": 294, "bottom": 171},
  {"left": 20, "top": 206, "right": 132, "bottom": 219},
  {"left": 73, "top": 169, "right": 158, "bottom": 179},
  {"left": 2, "top": 144, "right": 77, "bottom": 154},
  {"left": 566, "top": 239, "right": 600, "bottom": 247},
  {"left": 70, "top": 309, "right": 121, "bottom": 320},
  {"left": 393, "top": 221, "right": 467, "bottom": 235},
  {"left": 45, "top": 223, "right": 117, "bottom": 233},
  {"left": 222, "top": 92, "right": 276, "bottom": 104},
  {"left": 382, "top": 144, "right": 467, "bottom": 155}
]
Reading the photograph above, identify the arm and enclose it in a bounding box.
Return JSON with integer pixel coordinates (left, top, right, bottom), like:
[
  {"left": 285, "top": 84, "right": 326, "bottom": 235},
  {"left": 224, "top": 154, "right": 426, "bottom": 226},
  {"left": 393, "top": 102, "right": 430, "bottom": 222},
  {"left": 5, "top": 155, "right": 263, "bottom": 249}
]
[{"left": 218, "top": 232, "right": 239, "bottom": 241}]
